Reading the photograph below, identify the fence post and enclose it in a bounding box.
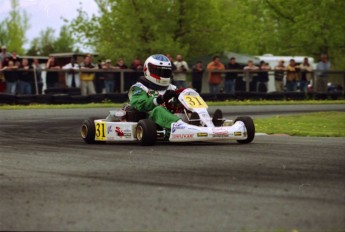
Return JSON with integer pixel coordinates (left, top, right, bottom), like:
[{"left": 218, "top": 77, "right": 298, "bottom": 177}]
[
  {"left": 120, "top": 70, "right": 124, "bottom": 93},
  {"left": 244, "top": 71, "right": 250, "bottom": 92}
]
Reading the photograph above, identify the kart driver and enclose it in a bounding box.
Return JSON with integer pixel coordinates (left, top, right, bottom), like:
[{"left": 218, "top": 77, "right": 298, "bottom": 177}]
[{"left": 128, "top": 54, "right": 181, "bottom": 129}]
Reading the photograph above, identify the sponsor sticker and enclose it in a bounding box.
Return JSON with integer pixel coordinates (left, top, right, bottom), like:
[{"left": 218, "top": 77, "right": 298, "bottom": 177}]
[
  {"left": 234, "top": 132, "right": 242, "bottom": 136},
  {"left": 212, "top": 127, "right": 229, "bottom": 138},
  {"left": 107, "top": 125, "right": 113, "bottom": 134},
  {"left": 171, "top": 134, "right": 194, "bottom": 139},
  {"left": 172, "top": 122, "right": 186, "bottom": 133},
  {"left": 197, "top": 132, "right": 208, "bottom": 137}
]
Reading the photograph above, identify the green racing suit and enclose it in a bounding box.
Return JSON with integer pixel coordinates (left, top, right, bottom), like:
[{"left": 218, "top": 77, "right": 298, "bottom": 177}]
[{"left": 128, "top": 82, "right": 180, "bottom": 129}]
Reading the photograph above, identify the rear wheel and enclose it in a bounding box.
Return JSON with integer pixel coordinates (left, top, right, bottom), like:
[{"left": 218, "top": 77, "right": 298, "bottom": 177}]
[
  {"left": 235, "top": 116, "right": 255, "bottom": 144},
  {"left": 136, "top": 119, "right": 157, "bottom": 146},
  {"left": 81, "top": 118, "right": 96, "bottom": 144}
]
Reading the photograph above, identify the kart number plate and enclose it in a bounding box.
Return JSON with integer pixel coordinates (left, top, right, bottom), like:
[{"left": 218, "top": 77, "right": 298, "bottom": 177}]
[
  {"left": 95, "top": 122, "right": 106, "bottom": 140},
  {"left": 183, "top": 95, "right": 207, "bottom": 109}
]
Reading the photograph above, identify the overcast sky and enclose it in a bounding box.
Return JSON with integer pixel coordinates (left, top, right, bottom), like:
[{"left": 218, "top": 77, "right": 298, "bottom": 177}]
[{"left": 0, "top": 0, "right": 99, "bottom": 50}]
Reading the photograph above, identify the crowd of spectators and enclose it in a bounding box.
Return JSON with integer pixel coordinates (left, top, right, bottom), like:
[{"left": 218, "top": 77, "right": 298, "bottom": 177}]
[{"left": 0, "top": 45, "right": 333, "bottom": 96}]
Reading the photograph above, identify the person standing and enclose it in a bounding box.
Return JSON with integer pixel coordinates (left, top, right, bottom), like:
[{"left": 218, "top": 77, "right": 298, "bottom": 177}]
[
  {"left": 191, "top": 61, "right": 204, "bottom": 93},
  {"left": 286, "top": 59, "right": 299, "bottom": 92},
  {"left": 18, "top": 59, "right": 33, "bottom": 95},
  {"left": 299, "top": 57, "right": 313, "bottom": 93},
  {"left": 130, "top": 57, "right": 143, "bottom": 89},
  {"left": 0, "top": 45, "right": 11, "bottom": 67},
  {"left": 3, "top": 60, "right": 18, "bottom": 95},
  {"left": 274, "top": 60, "right": 286, "bottom": 92},
  {"left": 114, "top": 58, "right": 128, "bottom": 92},
  {"left": 207, "top": 56, "right": 225, "bottom": 94},
  {"left": 315, "top": 54, "right": 331, "bottom": 93},
  {"left": 257, "top": 61, "right": 271, "bottom": 92},
  {"left": 80, "top": 55, "right": 97, "bottom": 96},
  {"left": 62, "top": 57, "right": 80, "bottom": 88},
  {"left": 32, "top": 59, "right": 43, "bottom": 94},
  {"left": 224, "top": 57, "right": 241, "bottom": 95},
  {"left": 173, "top": 54, "right": 189, "bottom": 89},
  {"left": 243, "top": 60, "right": 259, "bottom": 92},
  {"left": 46, "top": 57, "right": 61, "bottom": 89},
  {"left": 102, "top": 59, "right": 116, "bottom": 93}
]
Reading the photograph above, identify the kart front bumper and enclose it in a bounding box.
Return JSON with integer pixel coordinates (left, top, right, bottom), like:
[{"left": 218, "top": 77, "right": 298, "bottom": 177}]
[{"left": 169, "top": 121, "right": 247, "bottom": 142}]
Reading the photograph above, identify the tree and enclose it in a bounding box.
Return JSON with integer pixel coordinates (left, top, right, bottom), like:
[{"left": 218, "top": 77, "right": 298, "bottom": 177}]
[
  {"left": 53, "top": 25, "right": 76, "bottom": 53},
  {"left": 0, "top": 0, "right": 30, "bottom": 54},
  {"left": 26, "top": 25, "right": 76, "bottom": 56},
  {"left": 68, "top": 0, "right": 345, "bottom": 68},
  {"left": 68, "top": 0, "right": 228, "bottom": 63},
  {"left": 27, "top": 28, "right": 55, "bottom": 56}
]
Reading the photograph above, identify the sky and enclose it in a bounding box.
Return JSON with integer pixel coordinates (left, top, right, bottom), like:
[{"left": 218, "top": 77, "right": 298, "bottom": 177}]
[{"left": 0, "top": 0, "right": 99, "bottom": 50}]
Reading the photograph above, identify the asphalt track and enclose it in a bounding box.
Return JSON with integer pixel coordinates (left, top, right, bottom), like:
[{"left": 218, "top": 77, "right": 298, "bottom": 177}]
[{"left": 1, "top": 105, "right": 345, "bottom": 231}]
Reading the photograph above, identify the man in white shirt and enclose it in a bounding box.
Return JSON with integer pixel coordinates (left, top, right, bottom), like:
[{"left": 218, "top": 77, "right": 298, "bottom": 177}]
[
  {"left": 63, "top": 57, "right": 80, "bottom": 88},
  {"left": 173, "top": 54, "right": 189, "bottom": 89}
]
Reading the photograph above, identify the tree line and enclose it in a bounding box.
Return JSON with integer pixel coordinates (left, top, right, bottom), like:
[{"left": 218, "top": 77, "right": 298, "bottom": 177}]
[{"left": 1, "top": 0, "right": 345, "bottom": 68}]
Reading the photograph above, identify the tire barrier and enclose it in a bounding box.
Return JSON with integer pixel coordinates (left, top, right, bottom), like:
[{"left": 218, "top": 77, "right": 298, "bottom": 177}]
[{"left": 0, "top": 91, "right": 344, "bottom": 105}]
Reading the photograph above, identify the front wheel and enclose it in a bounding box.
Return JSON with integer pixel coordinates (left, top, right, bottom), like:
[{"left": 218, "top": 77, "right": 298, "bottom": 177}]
[
  {"left": 136, "top": 119, "right": 157, "bottom": 146},
  {"left": 81, "top": 119, "right": 96, "bottom": 144},
  {"left": 235, "top": 116, "right": 255, "bottom": 144}
]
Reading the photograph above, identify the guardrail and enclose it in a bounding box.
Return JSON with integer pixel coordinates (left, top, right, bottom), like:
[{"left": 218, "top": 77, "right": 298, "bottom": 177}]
[{"left": 0, "top": 68, "right": 344, "bottom": 94}]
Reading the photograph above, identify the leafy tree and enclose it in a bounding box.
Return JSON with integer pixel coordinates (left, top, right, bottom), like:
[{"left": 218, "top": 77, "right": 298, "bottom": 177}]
[
  {"left": 53, "top": 25, "right": 76, "bottom": 53},
  {"left": 68, "top": 0, "right": 345, "bottom": 68},
  {"left": 26, "top": 28, "right": 55, "bottom": 56},
  {"left": 68, "top": 0, "right": 227, "bottom": 63},
  {"left": 26, "top": 25, "right": 76, "bottom": 56},
  {"left": 0, "top": 0, "right": 30, "bottom": 54}
]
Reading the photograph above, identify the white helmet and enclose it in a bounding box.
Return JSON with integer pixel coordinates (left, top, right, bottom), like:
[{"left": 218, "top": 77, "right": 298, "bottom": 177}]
[{"left": 143, "top": 54, "right": 172, "bottom": 87}]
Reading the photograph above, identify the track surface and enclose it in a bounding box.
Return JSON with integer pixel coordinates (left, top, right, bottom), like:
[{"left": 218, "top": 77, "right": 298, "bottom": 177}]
[{"left": 1, "top": 106, "right": 345, "bottom": 231}]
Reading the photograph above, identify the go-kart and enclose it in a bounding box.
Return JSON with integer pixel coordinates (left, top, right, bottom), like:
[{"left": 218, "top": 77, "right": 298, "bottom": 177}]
[{"left": 81, "top": 88, "right": 255, "bottom": 146}]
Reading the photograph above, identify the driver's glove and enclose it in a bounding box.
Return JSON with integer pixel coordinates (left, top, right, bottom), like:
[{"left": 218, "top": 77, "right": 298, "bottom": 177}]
[{"left": 156, "top": 90, "right": 177, "bottom": 104}]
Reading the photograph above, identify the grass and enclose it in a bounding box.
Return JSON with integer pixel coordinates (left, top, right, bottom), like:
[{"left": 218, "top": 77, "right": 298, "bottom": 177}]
[
  {"left": 0, "top": 99, "right": 344, "bottom": 110},
  {"left": 254, "top": 112, "right": 345, "bottom": 137}
]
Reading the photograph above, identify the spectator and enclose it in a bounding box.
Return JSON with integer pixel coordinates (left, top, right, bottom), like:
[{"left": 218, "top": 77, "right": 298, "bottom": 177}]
[
  {"left": 32, "top": 59, "right": 43, "bottom": 94},
  {"left": 165, "top": 53, "right": 177, "bottom": 71},
  {"left": 3, "top": 60, "right": 18, "bottom": 95},
  {"left": 114, "top": 58, "right": 128, "bottom": 92},
  {"left": 243, "top": 60, "right": 259, "bottom": 92},
  {"left": 80, "top": 55, "right": 97, "bottom": 96},
  {"left": 130, "top": 57, "right": 143, "bottom": 89},
  {"left": 94, "top": 60, "right": 105, "bottom": 93},
  {"left": 191, "top": 61, "right": 204, "bottom": 93},
  {"left": 299, "top": 57, "right": 313, "bottom": 93},
  {"left": 1, "top": 56, "right": 10, "bottom": 68},
  {"left": 274, "top": 60, "right": 286, "bottom": 92},
  {"left": 9, "top": 51, "right": 21, "bottom": 64},
  {"left": 62, "top": 57, "right": 80, "bottom": 88},
  {"left": 103, "top": 59, "right": 116, "bottom": 93},
  {"left": 0, "top": 45, "right": 11, "bottom": 67},
  {"left": 315, "top": 54, "right": 331, "bottom": 93},
  {"left": 207, "top": 55, "right": 225, "bottom": 94},
  {"left": 224, "top": 57, "right": 241, "bottom": 95},
  {"left": 286, "top": 59, "right": 299, "bottom": 92},
  {"left": 173, "top": 54, "right": 189, "bottom": 89},
  {"left": 18, "top": 58, "right": 33, "bottom": 95},
  {"left": 46, "top": 56, "right": 61, "bottom": 89},
  {"left": 257, "top": 61, "right": 271, "bottom": 92}
]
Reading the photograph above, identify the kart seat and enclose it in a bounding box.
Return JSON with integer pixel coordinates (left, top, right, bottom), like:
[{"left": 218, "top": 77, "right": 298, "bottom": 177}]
[{"left": 123, "top": 104, "right": 148, "bottom": 122}]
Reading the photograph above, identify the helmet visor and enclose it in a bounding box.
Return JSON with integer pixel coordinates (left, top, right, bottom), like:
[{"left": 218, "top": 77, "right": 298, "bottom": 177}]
[{"left": 148, "top": 63, "right": 172, "bottom": 78}]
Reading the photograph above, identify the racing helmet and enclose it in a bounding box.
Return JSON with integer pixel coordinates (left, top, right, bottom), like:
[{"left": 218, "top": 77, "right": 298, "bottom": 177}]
[{"left": 143, "top": 54, "right": 172, "bottom": 87}]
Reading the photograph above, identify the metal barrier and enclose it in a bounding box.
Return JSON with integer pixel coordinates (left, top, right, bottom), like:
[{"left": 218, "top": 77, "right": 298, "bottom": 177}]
[{"left": 0, "top": 68, "right": 344, "bottom": 94}]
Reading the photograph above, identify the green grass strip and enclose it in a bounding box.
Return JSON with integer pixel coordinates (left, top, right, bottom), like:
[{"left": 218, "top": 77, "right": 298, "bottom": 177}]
[
  {"left": 1, "top": 99, "right": 344, "bottom": 110},
  {"left": 255, "top": 112, "right": 345, "bottom": 137}
]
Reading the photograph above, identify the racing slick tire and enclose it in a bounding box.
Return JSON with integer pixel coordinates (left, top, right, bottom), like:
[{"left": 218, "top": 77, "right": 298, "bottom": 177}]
[
  {"left": 234, "top": 116, "right": 255, "bottom": 144},
  {"left": 81, "top": 118, "right": 96, "bottom": 144},
  {"left": 136, "top": 119, "right": 157, "bottom": 146}
]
